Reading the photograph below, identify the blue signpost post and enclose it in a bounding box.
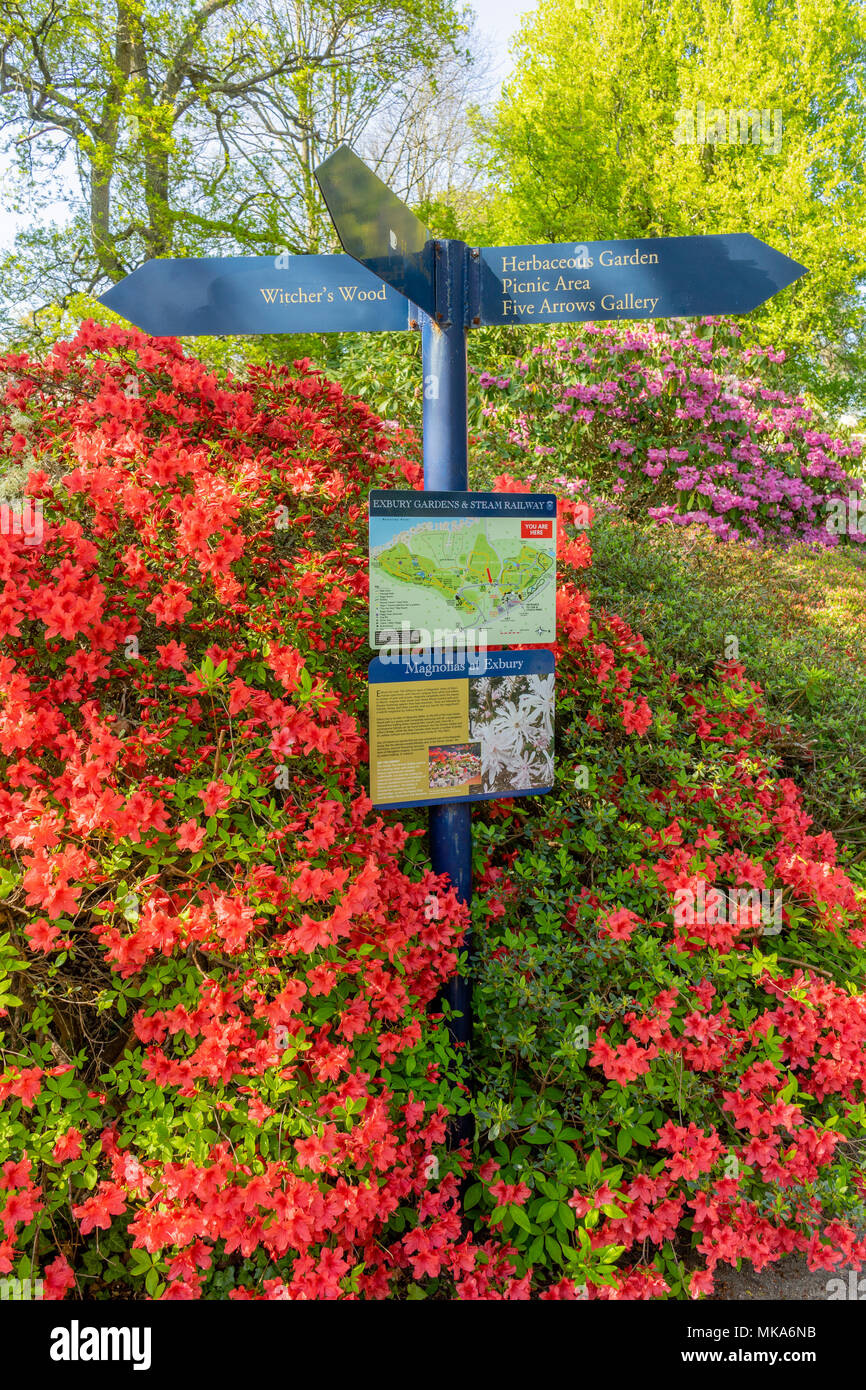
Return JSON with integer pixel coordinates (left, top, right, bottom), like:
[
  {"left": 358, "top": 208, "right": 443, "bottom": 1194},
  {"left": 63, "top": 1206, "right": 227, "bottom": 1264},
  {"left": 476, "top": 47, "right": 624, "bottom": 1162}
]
[
  {"left": 419, "top": 238, "right": 474, "bottom": 1046},
  {"left": 100, "top": 144, "right": 808, "bottom": 1062}
]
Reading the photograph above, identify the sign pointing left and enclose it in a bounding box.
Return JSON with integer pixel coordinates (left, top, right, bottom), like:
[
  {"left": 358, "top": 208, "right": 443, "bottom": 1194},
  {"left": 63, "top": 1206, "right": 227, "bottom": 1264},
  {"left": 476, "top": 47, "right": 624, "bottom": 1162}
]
[{"left": 98, "top": 253, "right": 413, "bottom": 336}]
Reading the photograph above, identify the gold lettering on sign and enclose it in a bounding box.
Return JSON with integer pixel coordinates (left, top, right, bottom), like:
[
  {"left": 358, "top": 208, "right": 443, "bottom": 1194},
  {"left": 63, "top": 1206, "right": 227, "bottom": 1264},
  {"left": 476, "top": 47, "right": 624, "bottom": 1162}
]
[
  {"left": 495, "top": 241, "right": 666, "bottom": 319},
  {"left": 338, "top": 284, "right": 387, "bottom": 302},
  {"left": 258, "top": 283, "right": 389, "bottom": 305},
  {"left": 598, "top": 249, "right": 660, "bottom": 267},
  {"left": 600, "top": 294, "right": 660, "bottom": 313},
  {"left": 259, "top": 286, "right": 332, "bottom": 304},
  {"left": 500, "top": 253, "right": 595, "bottom": 272}
]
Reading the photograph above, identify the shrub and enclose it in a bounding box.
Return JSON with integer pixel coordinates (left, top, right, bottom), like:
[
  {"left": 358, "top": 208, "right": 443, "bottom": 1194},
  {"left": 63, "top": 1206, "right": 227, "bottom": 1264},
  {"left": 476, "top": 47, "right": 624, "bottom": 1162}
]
[
  {"left": 3, "top": 323, "right": 866, "bottom": 1302},
  {"left": 469, "top": 589, "right": 866, "bottom": 1297},
  {"left": 469, "top": 318, "right": 864, "bottom": 547},
  {"left": 588, "top": 513, "right": 866, "bottom": 855},
  {"left": 0, "top": 323, "right": 521, "bottom": 1300}
]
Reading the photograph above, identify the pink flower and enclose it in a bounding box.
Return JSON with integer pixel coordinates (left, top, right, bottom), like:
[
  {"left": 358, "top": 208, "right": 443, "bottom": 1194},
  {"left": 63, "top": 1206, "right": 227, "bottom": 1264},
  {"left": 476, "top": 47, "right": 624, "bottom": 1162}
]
[
  {"left": 176, "top": 819, "right": 206, "bottom": 852},
  {"left": 200, "top": 781, "right": 231, "bottom": 816}
]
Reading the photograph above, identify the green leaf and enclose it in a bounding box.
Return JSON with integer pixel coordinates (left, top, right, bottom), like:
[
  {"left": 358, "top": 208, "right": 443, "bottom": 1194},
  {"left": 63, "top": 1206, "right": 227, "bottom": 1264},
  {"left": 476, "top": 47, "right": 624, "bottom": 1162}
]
[
  {"left": 509, "top": 1204, "right": 532, "bottom": 1232},
  {"left": 616, "top": 1128, "right": 633, "bottom": 1157}
]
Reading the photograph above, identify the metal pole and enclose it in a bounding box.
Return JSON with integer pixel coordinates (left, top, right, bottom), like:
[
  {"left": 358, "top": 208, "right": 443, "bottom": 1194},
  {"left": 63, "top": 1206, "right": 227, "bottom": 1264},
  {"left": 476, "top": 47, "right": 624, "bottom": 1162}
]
[{"left": 422, "top": 239, "right": 473, "bottom": 1050}]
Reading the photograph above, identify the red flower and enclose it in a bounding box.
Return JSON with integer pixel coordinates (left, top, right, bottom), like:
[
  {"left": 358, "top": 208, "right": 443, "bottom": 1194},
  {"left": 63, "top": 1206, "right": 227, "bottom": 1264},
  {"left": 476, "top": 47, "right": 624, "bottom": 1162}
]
[
  {"left": 147, "top": 580, "right": 193, "bottom": 625},
  {"left": 156, "top": 640, "right": 188, "bottom": 670},
  {"left": 52, "top": 1128, "right": 83, "bottom": 1162},
  {"left": 621, "top": 696, "right": 653, "bottom": 735},
  {"left": 200, "top": 781, "right": 231, "bottom": 816},
  {"left": 25, "top": 917, "right": 61, "bottom": 951},
  {"left": 598, "top": 907, "right": 641, "bottom": 941},
  {"left": 72, "top": 1182, "right": 127, "bottom": 1233},
  {"left": 43, "top": 1255, "right": 76, "bottom": 1300},
  {"left": 176, "top": 819, "right": 206, "bottom": 852},
  {"left": 489, "top": 1180, "right": 531, "bottom": 1206}
]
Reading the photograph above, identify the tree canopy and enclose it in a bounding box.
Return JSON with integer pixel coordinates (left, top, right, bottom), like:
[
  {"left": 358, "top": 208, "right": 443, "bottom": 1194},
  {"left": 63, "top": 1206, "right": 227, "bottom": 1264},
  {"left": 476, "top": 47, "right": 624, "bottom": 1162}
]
[
  {"left": 471, "top": 0, "right": 866, "bottom": 412},
  {"left": 0, "top": 0, "right": 472, "bottom": 337}
]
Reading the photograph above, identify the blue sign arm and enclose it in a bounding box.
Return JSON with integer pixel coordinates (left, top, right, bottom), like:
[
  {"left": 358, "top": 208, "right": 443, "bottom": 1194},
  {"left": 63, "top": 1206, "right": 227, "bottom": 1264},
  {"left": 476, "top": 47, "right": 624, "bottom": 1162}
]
[
  {"left": 98, "top": 254, "right": 413, "bottom": 336},
  {"left": 478, "top": 233, "right": 807, "bottom": 325}
]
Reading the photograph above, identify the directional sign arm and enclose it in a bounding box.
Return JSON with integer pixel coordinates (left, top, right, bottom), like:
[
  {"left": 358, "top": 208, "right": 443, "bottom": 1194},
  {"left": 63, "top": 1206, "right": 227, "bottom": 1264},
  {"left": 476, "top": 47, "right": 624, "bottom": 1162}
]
[
  {"left": 476, "top": 233, "right": 807, "bottom": 326},
  {"left": 314, "top": 146, "right": 436, "bottom": 317},
  {"left": 98, "top": 254, "right": 413, "bottom": 336}
]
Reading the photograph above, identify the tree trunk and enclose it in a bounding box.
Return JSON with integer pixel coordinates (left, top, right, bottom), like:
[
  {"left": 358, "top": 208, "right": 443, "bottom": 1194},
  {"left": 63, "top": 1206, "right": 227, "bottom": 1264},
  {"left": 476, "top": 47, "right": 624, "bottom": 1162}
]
[{"left": 90, "top": 0, "right": 135, "bottom": 279}]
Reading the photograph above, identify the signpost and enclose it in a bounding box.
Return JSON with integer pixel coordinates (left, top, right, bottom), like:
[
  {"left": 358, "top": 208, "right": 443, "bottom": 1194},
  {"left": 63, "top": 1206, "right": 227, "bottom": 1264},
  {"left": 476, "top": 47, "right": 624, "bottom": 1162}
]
[
  {"left": 100, "top": 144, "right": 808, "bottom": 1063},
  {"left": 99, "top": 253, "right": 414, "bottom": 336},
  {"left": 315, "top": 145, "right": 436, "bottom": 316},
  {"left": 368, "top": 648, "right": 555, "bottom": 810}
]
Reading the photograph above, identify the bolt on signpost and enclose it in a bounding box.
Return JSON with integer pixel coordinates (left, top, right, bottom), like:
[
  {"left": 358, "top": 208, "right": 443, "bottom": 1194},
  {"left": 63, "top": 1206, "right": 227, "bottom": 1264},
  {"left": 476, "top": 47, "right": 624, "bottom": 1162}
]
[{"left": 102, "top": 144, "right": 808, "bottom": 1069}]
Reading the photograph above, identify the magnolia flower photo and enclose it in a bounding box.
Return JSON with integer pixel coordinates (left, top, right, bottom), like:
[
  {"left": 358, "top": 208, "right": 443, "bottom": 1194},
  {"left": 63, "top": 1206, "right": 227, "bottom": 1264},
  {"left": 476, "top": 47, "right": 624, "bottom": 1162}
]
[{"left": 469, "top": 672, "right": 555, "bottom": 793}]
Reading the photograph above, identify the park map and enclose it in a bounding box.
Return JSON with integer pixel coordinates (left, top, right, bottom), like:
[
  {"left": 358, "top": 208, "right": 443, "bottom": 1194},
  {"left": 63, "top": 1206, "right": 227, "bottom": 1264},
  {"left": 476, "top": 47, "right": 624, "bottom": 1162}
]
[{"left": 369, "top": 516, "right": 556, "bottom": 646}]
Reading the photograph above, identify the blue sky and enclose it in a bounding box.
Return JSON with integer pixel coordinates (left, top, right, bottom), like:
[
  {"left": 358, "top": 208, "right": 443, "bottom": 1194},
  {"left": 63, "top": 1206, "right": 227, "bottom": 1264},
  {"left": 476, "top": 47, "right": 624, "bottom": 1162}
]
[
  {"left": 472, "top": 0, "right": 538, "bottom": 84},
  {"left": 0, "top": 0, "right": 538, "bottom": 250}
]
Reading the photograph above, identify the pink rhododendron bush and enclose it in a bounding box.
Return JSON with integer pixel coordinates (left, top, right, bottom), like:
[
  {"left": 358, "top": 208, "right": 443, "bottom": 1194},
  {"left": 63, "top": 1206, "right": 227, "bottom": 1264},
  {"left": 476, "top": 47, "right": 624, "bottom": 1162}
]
[
  {"left": 1, "top": 323, "right": 866, "bottom": 1301},
  {"left": 471, "top": 319, "right": 865, "bottom": 547}
]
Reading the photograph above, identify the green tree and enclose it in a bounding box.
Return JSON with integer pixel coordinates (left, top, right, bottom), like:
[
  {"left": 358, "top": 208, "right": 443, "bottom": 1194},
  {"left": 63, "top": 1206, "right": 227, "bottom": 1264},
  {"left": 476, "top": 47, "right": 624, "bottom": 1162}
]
[
  {"left": 0, "top": 0, "right": 469, "bottom": 339},
  {"left": 473, "top": 0, "right": 866, "bottom": 413}
]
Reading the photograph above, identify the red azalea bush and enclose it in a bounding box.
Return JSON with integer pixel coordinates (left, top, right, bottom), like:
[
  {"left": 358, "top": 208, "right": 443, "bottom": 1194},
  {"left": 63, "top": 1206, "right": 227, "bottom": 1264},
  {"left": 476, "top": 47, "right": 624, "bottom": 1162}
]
[
  {"left": 470, "top": 587, "right": 866, "bottom": 1298},
  {"left": 0, "top": 322, "right": 542, "bottom": 1299}
]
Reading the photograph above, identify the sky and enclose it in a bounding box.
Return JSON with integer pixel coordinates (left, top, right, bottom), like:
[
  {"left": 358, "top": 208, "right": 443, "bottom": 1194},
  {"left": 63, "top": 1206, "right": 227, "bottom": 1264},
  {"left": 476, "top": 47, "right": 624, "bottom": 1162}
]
[
  {"left": 0, "top": 0, "right": 538, "bottom": 250},
  {"left": 470, "top": 0, "right": 539, "bottom": 86}
]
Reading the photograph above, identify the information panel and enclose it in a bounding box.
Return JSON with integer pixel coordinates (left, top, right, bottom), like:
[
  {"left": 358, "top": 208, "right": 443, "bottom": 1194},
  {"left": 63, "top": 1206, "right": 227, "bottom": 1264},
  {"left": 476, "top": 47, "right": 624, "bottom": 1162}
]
[
  {"left": 368, "top": 649, "right": 555, "bottom": 809},
  {"left": 369, "top": 490, "right": 557, "bottom": 650}
]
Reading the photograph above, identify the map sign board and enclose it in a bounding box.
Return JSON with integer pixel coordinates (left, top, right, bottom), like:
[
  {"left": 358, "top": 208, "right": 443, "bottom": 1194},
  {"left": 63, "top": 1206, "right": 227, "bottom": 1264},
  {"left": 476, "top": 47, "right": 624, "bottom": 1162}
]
[
  {"left": 99, "top": 254, "right": 412, "bottom": 336},
  {"left": 477, "top": 233, "right": 807, "bottom": 325},
  {"left": 315, "top": 145, "right": 435, "bottom": 316},
  {"left": 368, "top": 649, "right": 555, "bottom": 808},
  {"left": 368, "top": 490, "right": 557, "bottom": 650}
]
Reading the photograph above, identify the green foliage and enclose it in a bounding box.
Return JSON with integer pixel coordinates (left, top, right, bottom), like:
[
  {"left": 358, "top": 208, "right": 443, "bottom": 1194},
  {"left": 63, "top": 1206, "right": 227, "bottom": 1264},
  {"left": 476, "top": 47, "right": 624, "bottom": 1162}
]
[
  {"left": 475, "top": 0, "right": 866, "bottom": 412},
  {"left": 589, "top": 513, "right": 866, "bottom": 855},
  {"left": 468, "top": 601, "right": 866, "bottom": 1295}
]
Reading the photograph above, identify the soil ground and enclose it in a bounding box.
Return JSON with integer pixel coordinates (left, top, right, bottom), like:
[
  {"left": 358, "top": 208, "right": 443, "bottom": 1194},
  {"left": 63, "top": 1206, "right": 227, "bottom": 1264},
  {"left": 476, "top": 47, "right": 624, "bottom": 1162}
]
[{"left": 712, "top": 1256, "right": 833, "bottom": 1301}]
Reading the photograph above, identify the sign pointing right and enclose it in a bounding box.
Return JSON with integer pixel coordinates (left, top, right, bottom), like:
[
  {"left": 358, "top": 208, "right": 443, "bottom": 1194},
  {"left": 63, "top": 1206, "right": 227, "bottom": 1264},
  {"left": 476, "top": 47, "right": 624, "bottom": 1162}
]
[{"left": 478, "top": 232, "right": 807, "bottom": 325}]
